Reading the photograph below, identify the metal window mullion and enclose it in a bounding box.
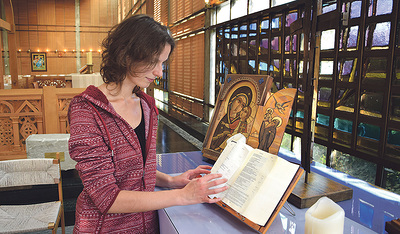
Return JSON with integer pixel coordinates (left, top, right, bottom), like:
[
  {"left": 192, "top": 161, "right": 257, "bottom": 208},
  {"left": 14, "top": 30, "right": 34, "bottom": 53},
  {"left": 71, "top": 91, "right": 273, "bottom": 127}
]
[
  {"left": 245, "top": 20, "right": 250, "bottom": 74},
  {"left": 291, "top": 7, "right": 304, "bottom": 152},
  {"left": 376, "top": 0, "right": 400, "bottom": 186},
  {"left": 256, "top": 18, "right": 260, "bottom": 74},
  {"left": 352, "top": 0, "right": 368, "bottom": 151},
  {"left": 300, "top": 1, "right": 315, "bottom": 175},
  {"left": 326, "top": 1, "right": 343, "bottom": 167},
  {"left": 268, "top": 13, "right": 272, "bottom": 77},
  {"left": 280, "top": 11, "right": 286, "bottom": 88}
]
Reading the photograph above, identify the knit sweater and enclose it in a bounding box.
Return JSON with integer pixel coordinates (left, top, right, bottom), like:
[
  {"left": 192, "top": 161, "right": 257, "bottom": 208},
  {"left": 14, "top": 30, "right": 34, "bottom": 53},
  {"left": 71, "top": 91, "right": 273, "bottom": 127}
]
[{"left": 68, "top": 85, "right": 159, "bottom": 233}]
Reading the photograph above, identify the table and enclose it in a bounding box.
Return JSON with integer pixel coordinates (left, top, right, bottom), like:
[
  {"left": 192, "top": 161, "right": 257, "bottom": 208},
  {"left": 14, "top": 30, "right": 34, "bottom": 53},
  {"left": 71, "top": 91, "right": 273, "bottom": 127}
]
[
  {"left": 70, "top": 73, "right": 103, "bottom": 88},
  {"left": 156, "top": 151, "right": 377, "bottom": 234},
  {"left": 26, "top": 134, "right": 75, "bottom": 170}
]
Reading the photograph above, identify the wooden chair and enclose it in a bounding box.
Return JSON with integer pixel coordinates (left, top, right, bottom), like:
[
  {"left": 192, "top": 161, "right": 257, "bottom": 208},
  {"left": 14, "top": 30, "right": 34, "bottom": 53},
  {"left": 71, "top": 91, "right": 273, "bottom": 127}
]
[
  {"left": 32, "top": 76, "right": 67, "bottom": 88},
  {"left": 0, "top": 153, "right": 65, "bottom": 234}
]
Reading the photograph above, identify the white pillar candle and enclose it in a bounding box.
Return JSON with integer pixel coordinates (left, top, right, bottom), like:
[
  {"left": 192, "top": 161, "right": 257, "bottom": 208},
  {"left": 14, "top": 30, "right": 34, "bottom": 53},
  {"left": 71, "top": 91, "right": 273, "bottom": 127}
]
[
  {"left": 87, "top": 51, "right": 93, "bottom": 65},
  {"left": 305, "top": 196, "right": 345, "bottom": 234}
]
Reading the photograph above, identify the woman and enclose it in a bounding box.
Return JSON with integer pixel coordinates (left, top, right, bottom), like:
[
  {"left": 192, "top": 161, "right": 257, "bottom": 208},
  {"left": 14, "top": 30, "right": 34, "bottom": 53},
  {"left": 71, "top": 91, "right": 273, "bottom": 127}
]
[{"left": 68, "top": 14, "right": 227, "bottom": 233}]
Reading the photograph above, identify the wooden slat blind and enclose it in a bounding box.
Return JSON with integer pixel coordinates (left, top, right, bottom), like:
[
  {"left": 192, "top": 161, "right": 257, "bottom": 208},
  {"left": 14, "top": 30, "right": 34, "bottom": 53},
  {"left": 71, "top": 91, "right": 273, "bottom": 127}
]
[
  {"left": 12, "top": 0, "right": 117, "bottom": 75},
  {"left": 169, "top": 0, "right": 177, "bottom": 24},
  {"left": 154, "top": 0, "right": 161, "bottom": 23},
  {"left": 168, "top": 32, "right": 204, "bottom": 118},
  {"left": 192, "top": 0, "right": 204, "bottom": 13},
  {"left": 191, "top": 32, "right": 204, "bottom": 99},
  {"left": 169, "top": 14, "right": 205, "bottom": 98},
  {"left": 177, "top": 0, "right": 184, "bottom": 22},
  {"left": 154, "top": 0, "right": 169, "bottom": 26},
  {"left": 170, "top": 12, "right": 205, "bottom": 37},
  {"left": 169, "top": 0, "right": 205, "bottom": 25},
  {"left": 153, "top": 1, "right": 206, "bottom": 118}
]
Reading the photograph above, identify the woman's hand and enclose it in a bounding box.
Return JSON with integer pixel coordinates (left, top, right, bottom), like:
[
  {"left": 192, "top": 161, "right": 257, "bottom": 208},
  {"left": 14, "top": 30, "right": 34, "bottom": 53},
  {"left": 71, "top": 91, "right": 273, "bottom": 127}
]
[
  {"left": 168, "top": 165, "right": 213, "bottom": 189},
  {"left": 178, "top": 173, "right": 228, "bottom": 205}
]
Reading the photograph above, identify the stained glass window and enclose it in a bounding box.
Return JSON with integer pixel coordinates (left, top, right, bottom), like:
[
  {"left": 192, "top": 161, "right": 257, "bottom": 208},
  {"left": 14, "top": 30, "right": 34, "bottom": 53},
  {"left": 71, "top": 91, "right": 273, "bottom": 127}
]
[
  {"left": 369, "top": 0, "right": 393, "bottom": 16},
  {"left": 211, "top": 0, "right": 400, "bottom": 194},
  {"left": 333, "top": 118, "right": 353, "bottom": 145},
  {"left": 376, "top": 0, "right": 393, "bottom": 15},
  {"left": 285, "top": 12, "right": 298, "bottom": 27},
  {"left": 396, "top": 57, "right": 400, "bottom": 85},
  {"left": 350, "top": 1, "right": 362, "bottom": 18},
  {"left": 390, "top": 96, "right": 400, "bottom": 121},
  {"left": 318, "top": 87, "right": 332, "bottom": 108},
  {"left": 372, "top": 22, "right": 391, "bottom": 48},
  {"left": 360, "top": 92, "right": 383, "bottom": 118},
  {"left": 338, "top": 58, "right": 357, "bottom": 82},
  {"left": 336, "top": 88, "right": 355, "bottom": 112},
  {"left": 271, "top": 17, "right": 281, "bottom": 29},
  {"left": 347, "top": 26, "right": 359, "bottom": 49},
  {"left": 321, "top": 29, "right": 335, "bottom": 50},
  {"left": 320, "top": 59, "right": 334, "bottom": 79},
  {"left": 271, "top": 37, "right": 281, "bottom": 53},
  {"left": 322, "top": 0, "right": 337, "bottom": 14},
  {"left": 357, "top": 122, "right": 380, "bottom": 153}
]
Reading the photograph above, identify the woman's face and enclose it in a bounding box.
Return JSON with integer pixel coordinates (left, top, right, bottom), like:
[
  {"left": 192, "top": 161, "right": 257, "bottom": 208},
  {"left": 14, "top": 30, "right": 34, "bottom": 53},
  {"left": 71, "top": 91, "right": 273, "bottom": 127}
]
[
  {"left": 230, "top": 96, "right": 245, "bottom": 118},
  {"left": 125, "top": 44, "right": 171, "bottom": 89}
]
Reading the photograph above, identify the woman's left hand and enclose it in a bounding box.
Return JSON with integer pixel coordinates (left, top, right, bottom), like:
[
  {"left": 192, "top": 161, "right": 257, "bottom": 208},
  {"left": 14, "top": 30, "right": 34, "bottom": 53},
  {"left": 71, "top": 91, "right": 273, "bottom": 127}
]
[{"left": 169, "top": 165, "right": 212, "bottom": 189}]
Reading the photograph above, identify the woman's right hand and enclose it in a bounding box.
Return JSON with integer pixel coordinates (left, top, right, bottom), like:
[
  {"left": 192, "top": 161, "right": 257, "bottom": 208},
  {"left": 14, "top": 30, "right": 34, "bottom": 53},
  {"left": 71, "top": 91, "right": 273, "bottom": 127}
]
[{"left": 178, "top": 173, "right": 228, "bottom": 205}]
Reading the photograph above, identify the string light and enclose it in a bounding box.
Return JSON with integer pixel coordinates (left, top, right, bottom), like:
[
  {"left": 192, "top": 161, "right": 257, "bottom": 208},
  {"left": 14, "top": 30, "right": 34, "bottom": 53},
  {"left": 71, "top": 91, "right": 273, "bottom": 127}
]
[{"left": 17, "top": 48, "right": 101, "bottom": 54}]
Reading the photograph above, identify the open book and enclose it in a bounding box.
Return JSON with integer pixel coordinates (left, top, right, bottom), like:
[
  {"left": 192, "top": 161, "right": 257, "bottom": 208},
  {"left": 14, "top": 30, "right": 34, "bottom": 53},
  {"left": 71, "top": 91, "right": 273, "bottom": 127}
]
[{"left": 210, "top": 133, "right": 303, "bottom": 232}]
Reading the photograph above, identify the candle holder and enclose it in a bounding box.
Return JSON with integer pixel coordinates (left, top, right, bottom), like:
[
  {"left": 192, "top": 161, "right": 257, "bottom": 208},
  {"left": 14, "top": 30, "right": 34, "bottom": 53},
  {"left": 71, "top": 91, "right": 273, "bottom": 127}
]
[
  {"left": 79, "top": 64, "right": 94, "bottom": 74},
  {"left": 87, "top": 64, "right": 93, "bottom": 74},
  {"left": 288, "top": 172, "right": 353, "bottom": 209}
]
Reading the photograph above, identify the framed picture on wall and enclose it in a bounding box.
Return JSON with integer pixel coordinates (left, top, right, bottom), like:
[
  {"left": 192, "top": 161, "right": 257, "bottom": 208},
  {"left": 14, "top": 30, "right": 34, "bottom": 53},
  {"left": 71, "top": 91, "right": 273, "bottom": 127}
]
[{"left": 31, "top": 52, "right": 47, "bottom": 71}]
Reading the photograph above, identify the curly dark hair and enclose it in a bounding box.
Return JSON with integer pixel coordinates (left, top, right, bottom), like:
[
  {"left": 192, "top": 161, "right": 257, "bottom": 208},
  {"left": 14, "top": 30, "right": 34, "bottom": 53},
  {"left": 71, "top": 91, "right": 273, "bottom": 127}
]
[{"left": 100, "top": 14, "right": 175, "bottom": 91}]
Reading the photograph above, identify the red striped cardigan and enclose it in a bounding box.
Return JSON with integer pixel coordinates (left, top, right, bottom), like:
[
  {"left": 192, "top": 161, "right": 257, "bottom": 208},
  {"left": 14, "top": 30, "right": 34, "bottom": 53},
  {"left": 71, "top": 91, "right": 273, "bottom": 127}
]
[{"left": 68, "top": 85, "right": 159, "bottom": 233}]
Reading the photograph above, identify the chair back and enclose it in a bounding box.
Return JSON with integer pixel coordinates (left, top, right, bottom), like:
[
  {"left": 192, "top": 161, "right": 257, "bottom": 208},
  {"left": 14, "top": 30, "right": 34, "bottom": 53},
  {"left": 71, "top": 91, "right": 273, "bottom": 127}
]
[
  {"left": 0, "top": 158, "right": 61, "bottom": 188},
  {"left": 33, "top": 76, "right": 67, "bottom": 88},
  {"left": 0, "top": 155, "right": 65, "bottom": 234}
]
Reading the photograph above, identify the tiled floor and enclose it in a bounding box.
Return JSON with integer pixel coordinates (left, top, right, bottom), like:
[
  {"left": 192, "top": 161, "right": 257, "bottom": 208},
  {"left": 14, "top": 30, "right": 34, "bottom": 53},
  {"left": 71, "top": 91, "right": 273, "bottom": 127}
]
[
  {"left": 157, "top": 115, "right": 203, "bottom": 153},
  {"left": 26, "top": 113, "right": 203, "bottom": 233}
]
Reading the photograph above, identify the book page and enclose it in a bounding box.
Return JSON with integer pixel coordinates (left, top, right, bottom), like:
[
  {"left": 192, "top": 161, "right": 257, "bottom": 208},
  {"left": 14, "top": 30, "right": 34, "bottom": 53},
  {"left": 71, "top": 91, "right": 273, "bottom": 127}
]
[
  {"left": 241, "top": 150, "right": 299, "bottom": 225},
  {"left": 221, "top": 149, "right": 277, "bottom": 213},
  {"left": 209, "top": 134, "right": 252, "bottom": 199}
]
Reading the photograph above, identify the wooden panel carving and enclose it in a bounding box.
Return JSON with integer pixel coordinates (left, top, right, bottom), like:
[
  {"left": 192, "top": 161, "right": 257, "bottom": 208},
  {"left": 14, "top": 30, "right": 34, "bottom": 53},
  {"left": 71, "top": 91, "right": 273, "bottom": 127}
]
[
  {"left": 0, "top": 87, "right": 85, "bottom": 160},
  {"left": 0, "top": 89, "right": 43, "bottom": 157},
  {"left": 58, "top": 97, "right": 72, "bottom": 133}
]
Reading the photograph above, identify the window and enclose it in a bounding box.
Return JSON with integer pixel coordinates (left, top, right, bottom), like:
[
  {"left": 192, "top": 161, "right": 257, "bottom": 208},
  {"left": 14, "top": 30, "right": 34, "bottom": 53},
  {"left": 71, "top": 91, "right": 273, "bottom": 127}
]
[{"left": 211, "top": 0, "right": 400, "bottom": 194}]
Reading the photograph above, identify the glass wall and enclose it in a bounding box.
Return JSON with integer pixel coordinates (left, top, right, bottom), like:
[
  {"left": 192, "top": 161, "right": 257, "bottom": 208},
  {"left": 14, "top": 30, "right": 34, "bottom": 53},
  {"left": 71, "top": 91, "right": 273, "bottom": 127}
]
[{"left": 211, "top": 0, "right": 400, "bottom": 194}]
